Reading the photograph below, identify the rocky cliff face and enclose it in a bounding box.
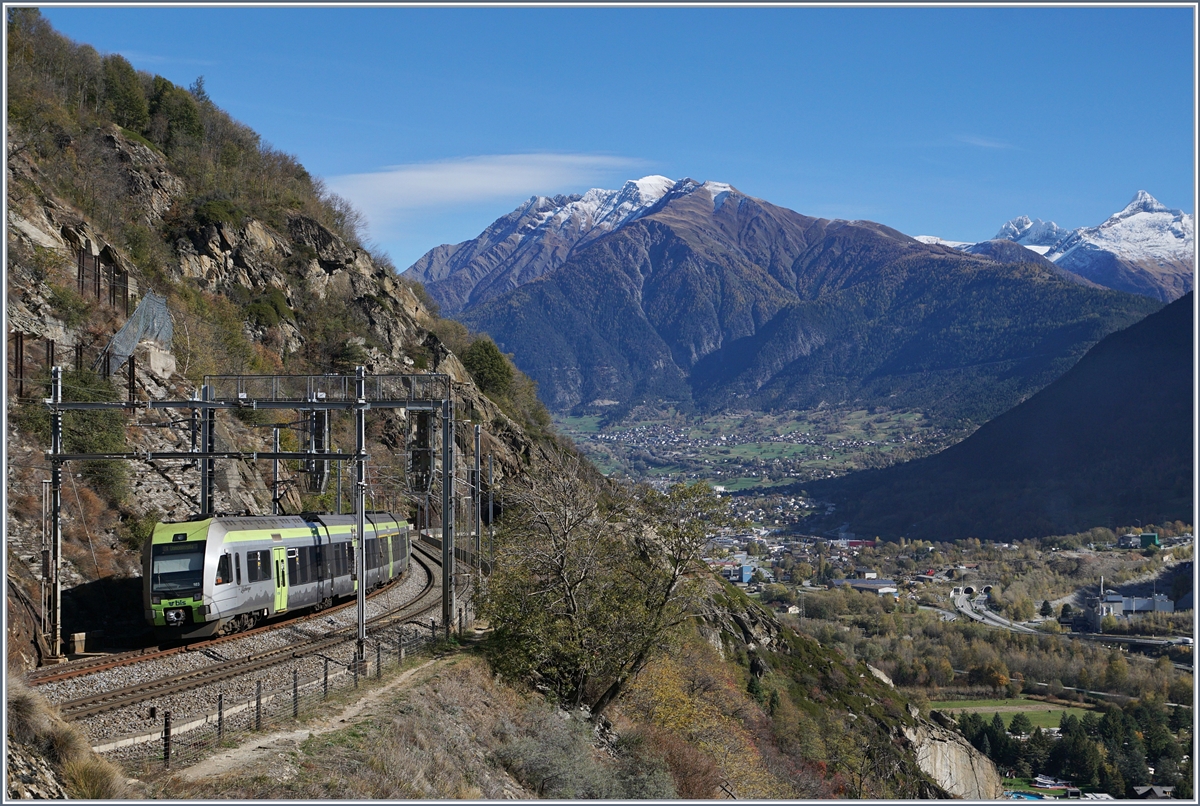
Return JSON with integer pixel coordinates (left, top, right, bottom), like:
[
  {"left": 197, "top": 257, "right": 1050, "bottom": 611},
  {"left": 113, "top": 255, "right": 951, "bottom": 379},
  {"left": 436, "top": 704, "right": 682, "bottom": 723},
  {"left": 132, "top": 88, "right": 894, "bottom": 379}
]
[
  {"left": 696, "top": 581, "right": 1002, "bottom": 800},
  {"left": 5, "top": 124, "right": 536, "bottom": 669},
  {"left": 904, "top": 717, "right": 1005, "bottom": 800},
  {"left": 5, "top": 742, "right": 69, "bottom": 799}
]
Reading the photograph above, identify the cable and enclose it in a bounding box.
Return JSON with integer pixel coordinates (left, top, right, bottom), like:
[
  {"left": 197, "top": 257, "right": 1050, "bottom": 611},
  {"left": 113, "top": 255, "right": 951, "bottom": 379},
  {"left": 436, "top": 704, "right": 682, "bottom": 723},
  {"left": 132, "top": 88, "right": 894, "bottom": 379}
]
[{"left": 67, "top": 472, "right": 101, "bottom": 578}]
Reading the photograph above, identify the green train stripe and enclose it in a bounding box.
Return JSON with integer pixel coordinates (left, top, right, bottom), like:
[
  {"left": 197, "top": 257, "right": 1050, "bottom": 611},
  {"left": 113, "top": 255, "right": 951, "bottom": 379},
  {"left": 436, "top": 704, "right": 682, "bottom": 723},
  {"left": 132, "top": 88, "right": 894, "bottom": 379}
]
[{"left": 150, "top": 519, "right": 407, "bottom": 544}]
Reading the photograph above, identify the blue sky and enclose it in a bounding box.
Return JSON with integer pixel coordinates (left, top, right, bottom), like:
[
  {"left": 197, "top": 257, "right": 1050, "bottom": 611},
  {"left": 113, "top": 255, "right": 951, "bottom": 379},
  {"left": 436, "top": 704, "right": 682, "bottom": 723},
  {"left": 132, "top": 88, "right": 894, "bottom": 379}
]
[{"left": 36, "top": 5, "right": 1197, "bottom": 272}]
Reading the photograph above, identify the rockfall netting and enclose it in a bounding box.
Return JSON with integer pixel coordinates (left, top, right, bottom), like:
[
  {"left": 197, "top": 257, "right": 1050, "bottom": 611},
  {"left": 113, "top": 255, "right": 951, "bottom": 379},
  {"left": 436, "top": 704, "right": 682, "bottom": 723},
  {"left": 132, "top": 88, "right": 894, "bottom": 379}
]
[{"left": 93, "top": 292, "right": 172, "bottom": 373}]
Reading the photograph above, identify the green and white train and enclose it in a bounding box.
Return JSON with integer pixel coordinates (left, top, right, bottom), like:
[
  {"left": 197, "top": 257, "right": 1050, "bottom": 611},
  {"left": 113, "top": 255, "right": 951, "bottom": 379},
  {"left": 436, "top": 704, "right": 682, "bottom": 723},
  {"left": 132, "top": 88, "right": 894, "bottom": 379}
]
[{"left": 143, "top": 512, "right": 410, "bottom": 640}]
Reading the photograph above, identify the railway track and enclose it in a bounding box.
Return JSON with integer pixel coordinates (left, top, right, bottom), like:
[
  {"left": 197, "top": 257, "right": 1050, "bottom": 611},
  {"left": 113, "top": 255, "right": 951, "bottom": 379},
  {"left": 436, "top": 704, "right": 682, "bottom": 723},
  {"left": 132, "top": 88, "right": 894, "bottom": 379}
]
[
  {"left": 46, "top": 543, "right": 445, "bottom": 722},
  {"left": 30, "top": 541, "right": 442, "bottom": 688}
]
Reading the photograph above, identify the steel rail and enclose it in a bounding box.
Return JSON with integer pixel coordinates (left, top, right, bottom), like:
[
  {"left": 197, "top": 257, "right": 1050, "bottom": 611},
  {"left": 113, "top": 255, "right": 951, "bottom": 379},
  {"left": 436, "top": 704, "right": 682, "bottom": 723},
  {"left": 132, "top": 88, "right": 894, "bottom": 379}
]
[
  {"left": 33, "top": 544, "right": 441, "bottom": 688},
  {"left": 56, "top": 548, "right": 441, "bottom": 721}
]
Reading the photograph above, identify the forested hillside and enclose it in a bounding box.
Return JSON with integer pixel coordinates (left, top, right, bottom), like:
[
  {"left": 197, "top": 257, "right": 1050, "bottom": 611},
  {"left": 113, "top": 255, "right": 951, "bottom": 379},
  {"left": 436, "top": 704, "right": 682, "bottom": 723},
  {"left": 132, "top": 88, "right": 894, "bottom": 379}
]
[
  {"left": 807, "top": 293, "right": 1194, "bottom": 541},
  {"left": 5, "top": 7, "right": 554, "bottom": 667}
]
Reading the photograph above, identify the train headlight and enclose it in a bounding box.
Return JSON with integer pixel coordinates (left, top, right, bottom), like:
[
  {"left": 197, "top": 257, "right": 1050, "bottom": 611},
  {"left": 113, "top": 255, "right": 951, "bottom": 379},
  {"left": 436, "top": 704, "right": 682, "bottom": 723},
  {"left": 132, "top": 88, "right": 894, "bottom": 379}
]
[{"left": 164, "top": 609, "right": 186, "bottom": 626}]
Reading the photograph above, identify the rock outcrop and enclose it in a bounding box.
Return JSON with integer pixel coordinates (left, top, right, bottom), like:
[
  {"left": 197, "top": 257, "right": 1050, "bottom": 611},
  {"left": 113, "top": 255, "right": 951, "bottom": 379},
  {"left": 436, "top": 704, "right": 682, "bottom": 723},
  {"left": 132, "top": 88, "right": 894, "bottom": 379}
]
[
  {"left": 5, "top": 124, "right": 537, "bottom": 670},
  {"left": 902, "top": 718, "right": 1004, "bottom": 800},
  {"left": 5, "top": 742, "right": 69, "bottom": 799}
]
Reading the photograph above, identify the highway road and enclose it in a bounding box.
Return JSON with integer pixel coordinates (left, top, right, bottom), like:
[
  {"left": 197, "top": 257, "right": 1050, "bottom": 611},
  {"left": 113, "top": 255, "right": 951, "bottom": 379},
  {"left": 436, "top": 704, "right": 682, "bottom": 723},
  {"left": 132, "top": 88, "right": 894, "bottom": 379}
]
[{"left": 951, "top": 593, "right": 1040, "bottom": 634}]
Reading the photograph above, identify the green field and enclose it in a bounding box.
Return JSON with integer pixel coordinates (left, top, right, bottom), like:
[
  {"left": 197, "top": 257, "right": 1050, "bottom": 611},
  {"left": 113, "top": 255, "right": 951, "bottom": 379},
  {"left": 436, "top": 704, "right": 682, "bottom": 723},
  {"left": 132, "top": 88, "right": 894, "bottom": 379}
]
[{"left": 930, "top": 697, "right": 1096, "bottom": 730}]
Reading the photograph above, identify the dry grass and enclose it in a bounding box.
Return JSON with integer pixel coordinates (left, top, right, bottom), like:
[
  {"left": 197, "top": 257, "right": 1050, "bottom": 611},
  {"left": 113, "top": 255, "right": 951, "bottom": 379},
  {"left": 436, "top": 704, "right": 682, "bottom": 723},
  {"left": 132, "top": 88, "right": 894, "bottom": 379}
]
[
  {"left": 6, "top": 678, "right": 50, "bottom": 745},
  {"left": 155, "top": 653, "right": 675, "bottom": 800},
  {"left": 61, "top": 756, "right": 129, "bottom": 799},
  {"left": 43, "top": 721, "right": 91, "bottom": 765},
  {"left": 7, "top": 675, "right": 128, "bottom": 799}
]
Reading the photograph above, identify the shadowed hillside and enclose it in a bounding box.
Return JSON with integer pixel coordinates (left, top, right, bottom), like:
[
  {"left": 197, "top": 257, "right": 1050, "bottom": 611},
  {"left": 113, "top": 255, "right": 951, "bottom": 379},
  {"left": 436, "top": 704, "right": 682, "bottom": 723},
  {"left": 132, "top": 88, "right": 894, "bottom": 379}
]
[{"left": 807, "top": 293, "right": 1194, "bottom": 541}]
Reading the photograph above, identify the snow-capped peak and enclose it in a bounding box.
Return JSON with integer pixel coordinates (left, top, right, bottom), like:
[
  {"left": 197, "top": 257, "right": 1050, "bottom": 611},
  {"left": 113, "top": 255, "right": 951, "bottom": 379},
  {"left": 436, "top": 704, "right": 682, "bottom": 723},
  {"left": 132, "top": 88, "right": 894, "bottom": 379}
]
[
  {"left": 1045, "top": 191, "right": 1193, "bottom": 279},
  {"left": 1105, "top": 190, "right": 1178, "bottom": 224},
  {"left": 702, "top": 180, "right": 736, "bottom": 211},
  {"left": 632, "top": 175, "right": 675, "bottom": 201},
  {"left": 993, "top": 216, "right": 1068, "bottom": 249}
]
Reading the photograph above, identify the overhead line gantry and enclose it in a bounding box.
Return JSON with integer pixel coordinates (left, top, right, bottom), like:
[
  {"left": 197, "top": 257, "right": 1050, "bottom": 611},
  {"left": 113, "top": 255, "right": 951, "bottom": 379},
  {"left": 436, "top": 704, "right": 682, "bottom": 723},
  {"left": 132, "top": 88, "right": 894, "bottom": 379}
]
[{"left": 43, "top": 369, "right": 481, "bottom": 664}]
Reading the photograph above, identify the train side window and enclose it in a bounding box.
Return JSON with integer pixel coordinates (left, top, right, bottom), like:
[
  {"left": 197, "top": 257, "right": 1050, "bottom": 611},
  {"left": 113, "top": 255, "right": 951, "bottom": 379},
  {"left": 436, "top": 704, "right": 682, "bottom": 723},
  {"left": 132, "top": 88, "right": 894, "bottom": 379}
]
[
  {"left": 216, "top": 554, "right": 232, "bottom": 585},
  {"left": 287, "top": 548, "right": 300, "bottom": 583},
  {"left": 299, "top": 547, "right": 313, "bottom": 584},
  {"left": 234, "top": 553, "right": 242, "bottom": 585},
  {"left": 246, "top": 550, "right": 270, "bottom": 583}
]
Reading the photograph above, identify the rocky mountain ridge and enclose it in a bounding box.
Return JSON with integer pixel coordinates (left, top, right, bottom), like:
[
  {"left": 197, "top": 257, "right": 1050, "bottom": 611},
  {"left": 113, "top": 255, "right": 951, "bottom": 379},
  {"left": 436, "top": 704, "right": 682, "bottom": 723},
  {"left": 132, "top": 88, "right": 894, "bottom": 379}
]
[
  {"left": 923, "top": 191, "right": 1194, "bottom": 302},
  {"left": 449, "top": 178, "right": 1159, "bottom": 423},
  {"left": 406, "top": 175, "right": 677, "bottom": 314}
]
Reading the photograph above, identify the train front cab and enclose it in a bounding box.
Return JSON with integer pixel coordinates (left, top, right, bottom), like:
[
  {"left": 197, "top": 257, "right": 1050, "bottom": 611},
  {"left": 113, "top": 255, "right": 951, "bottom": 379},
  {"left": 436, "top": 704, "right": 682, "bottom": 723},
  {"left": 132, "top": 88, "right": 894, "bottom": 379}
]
[{"left": 145, "top": 519, "right": 224, "bottom": 640}]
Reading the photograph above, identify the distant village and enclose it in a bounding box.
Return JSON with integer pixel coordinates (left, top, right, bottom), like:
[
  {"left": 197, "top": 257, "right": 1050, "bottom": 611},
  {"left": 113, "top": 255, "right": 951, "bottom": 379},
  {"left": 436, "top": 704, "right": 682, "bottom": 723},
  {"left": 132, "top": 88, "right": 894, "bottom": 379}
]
[{"left": 704, "top": 528, "right": 1194, "bottom": 633}]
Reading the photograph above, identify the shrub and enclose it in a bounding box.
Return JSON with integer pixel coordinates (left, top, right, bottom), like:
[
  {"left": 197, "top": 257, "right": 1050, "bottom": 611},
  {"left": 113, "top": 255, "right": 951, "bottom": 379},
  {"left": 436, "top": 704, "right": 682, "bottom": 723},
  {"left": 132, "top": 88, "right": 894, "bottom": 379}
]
[
  {"left": 195, "top": 197, "right": 245, "bottom": 227},
  {"left": 635, "top": 726, "right": 720, "bottom": 798},
  {"left": 47, "top": 283, "right": 90, "bottom": 328},
  {"left": 462, "top": 337, "right": 514, "bottom": 398},
  {"left": 245, "top": 300, "right": 280, "bottom": 328},
  {"left": 496, "top": 710, "right": 619, "bottom": 797},
  {"left": 117, "top": 511, "right": 158, "bottom": 551}
]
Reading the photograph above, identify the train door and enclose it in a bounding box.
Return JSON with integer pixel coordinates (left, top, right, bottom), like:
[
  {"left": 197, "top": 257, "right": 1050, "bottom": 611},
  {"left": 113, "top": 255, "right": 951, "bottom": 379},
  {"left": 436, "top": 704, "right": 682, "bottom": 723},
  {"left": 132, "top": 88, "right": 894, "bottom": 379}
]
[
  {"left": 273, "top": 546, "right": 288, "bottom": 612},
  {"left": 385, "top": 531, "right": 394, "bottom": 581}
]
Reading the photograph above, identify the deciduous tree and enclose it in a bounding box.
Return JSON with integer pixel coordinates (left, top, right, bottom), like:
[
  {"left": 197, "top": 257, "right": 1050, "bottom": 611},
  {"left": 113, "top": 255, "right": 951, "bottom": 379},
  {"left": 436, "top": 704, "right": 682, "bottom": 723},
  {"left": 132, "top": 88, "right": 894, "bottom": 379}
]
[{"left": 480, "top": 450, "right": 731, "bottom": 718}]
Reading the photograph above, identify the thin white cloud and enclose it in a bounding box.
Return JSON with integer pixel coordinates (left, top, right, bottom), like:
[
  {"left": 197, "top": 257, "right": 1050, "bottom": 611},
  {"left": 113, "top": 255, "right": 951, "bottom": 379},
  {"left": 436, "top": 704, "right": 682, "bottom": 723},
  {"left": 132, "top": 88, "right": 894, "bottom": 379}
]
[
  {"left": 954, "top": 134, "right": 1015, "bottom": 150},
  {"left": 327, "top": 153, "right": 651, "bottom": 219}
]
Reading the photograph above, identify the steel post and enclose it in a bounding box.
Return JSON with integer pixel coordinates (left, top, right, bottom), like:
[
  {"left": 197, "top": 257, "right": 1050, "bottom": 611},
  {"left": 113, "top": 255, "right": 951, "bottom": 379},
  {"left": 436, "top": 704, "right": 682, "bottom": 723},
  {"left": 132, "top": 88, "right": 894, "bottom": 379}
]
[
  {"left": 355, "top": 367, "right": 368, "bottom": 664},
  {"left": 488, "top": 454, "right": 494, "bottom": 568},
  {"left": 163, "top": 711, "right": 172, "bottom": 769},
  {"left": 272, "top": 427, "right": 280, "bottom": 516},
  {"left": 441, "top": 397, "right": 455, "bottom": 634},
  {"left": 49, "top": 367, "right": 63, "bottom": 659},
  {"left": 200, "top": 384, "right": 214, "bottom": 514},
  {"left": 474, "top": 424, "right": 482, "bottom": 567}
]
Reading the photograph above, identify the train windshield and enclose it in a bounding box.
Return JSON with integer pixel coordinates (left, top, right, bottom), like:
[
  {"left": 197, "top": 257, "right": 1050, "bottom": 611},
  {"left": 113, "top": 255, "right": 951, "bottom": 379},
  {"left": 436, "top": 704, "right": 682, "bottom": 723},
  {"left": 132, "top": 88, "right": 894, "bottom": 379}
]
[{"left": 151, "top": 541, "right": 206, "bottom": 594}]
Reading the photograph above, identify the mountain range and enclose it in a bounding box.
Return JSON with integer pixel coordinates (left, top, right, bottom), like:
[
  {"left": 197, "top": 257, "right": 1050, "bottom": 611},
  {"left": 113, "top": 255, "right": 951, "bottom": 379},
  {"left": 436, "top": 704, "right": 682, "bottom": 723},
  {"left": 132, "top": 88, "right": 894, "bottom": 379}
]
[
  {"left": 406, "top": 178, "right": 1162, "bottom": 422},
  {"left": 805, "top": 291, "right": 1194, "bottom": 542},
  {"left": 916, "top": 190, "right": 1194, "bottom": 302}
]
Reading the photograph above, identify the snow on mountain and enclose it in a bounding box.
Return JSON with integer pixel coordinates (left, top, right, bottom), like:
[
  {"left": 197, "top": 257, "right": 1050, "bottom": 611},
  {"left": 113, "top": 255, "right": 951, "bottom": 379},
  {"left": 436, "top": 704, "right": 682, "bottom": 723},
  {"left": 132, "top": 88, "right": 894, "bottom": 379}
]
[
  {"left": 404, "top": 176, "right": 678, "bottom": 313},
  {"left": 1047, "top": 190, "right": 1193, "bottom": 264},
  {"left": 546, "top": 175, "right": 674, "bottom": 240},
  {"left": 1041, "top": 191, "right": 1193, "bottom": 301},
  {"left": 915, "top": 192, "right": 1192, "bottom": 302},
  {"left": 992, "top": 216, "right": 1070, "bottom": 255},
  {"left": 915, "top": 235, "right": 972, "bottom": 249}
]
